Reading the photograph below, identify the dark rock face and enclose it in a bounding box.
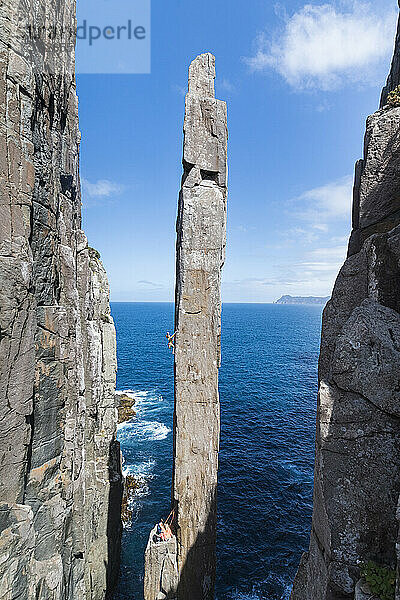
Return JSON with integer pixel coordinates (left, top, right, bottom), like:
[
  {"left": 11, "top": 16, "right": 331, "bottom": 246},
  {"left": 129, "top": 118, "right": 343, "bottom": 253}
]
[
  {"left": 291, "top": 11, "right": 400, "bottom": 600},
  {"left": 0, "top": 1, "right": 122, "bottom": 599}
]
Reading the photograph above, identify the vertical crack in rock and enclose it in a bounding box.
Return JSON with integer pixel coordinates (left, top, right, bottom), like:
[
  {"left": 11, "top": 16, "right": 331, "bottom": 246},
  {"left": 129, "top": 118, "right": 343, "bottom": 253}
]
[
  {"left": 144, "top": 53, "right": 228, "bottom": 600},
  {"left": 291, "top": 8, "right": 400, "bottom": 600},
  {"left": 0, "top": 1, "right": 122, "bottom": 599}
]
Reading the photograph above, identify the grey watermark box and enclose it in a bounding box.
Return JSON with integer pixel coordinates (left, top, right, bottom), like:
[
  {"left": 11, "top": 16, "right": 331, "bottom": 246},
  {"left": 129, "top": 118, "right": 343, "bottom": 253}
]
[
  {"left": 3, "top": 0, "right": 150, "bottom": 78},
  {"left": 76, "top": 0, "right": 151, "bottom": 74}
]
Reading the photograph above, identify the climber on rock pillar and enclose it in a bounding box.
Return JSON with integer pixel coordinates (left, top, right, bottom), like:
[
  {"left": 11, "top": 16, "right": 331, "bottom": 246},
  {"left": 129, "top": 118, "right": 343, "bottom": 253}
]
[
  {"left": 143, "top": 52, "right": 227, "bottom": 600},
  {"left": 172, "top": 52, "right": 228, "bottom": 600}
]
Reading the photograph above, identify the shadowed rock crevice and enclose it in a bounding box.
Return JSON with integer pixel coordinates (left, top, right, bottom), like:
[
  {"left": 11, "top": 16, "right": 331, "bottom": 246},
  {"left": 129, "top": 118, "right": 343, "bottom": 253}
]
[
  {"left": 176, "top": 488, "right": 218, "bottom": 600},
  {"left": 106, "top": 439, "right": 123, "bottom": 599}
]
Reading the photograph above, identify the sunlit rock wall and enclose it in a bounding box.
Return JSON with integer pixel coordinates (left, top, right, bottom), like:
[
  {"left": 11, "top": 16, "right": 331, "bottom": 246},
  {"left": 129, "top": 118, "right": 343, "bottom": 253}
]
[
  {"left": 173, "top": 52, "right": 227, "bottom": 600},
  {"left": 143, "top": 52, "right": 227, "bottom": 600},
  {"left": 0, "top": 1, "right": 122, "bottom": 598},
  {"left": 291, "top": 9, "right": 400, "bottom": 600}
]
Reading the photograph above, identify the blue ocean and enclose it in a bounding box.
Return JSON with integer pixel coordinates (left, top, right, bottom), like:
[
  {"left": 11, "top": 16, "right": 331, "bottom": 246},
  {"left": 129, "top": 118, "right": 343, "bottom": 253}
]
[{"left": 112, "top": 302, "right": 322, "bottom": 600}]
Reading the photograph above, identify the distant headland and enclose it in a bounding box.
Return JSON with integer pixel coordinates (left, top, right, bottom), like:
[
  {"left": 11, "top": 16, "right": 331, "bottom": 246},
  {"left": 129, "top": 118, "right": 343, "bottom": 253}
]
[{"left": 275, "top": 295, "right": 330, "bottom": 305}]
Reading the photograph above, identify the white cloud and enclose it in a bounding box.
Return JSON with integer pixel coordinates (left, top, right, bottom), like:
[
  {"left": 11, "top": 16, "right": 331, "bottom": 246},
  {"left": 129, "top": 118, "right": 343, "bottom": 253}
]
[
  {"left": 244, "top": 2, "right": 397, "bottom": 90},
  {"left": 223, "top": 177, "right": 353, "bottom": 301},
  {"left": 296, "top": 175, "right": 353, "bottom": 223},
  {"left": 283, "top": 245, "right": 348, "bottom": 293},
  {"left": 223, "top": 262, "right": 339, "bottom": 300},
  {"left": 283, "top": 225, "right": 321, "bottom": 244},
  {"left": 301, "top": 261, "right": 342, "bottom": 271},
  {"left": 330, "top": 234, "right": 349, "bottom": 244},
  {"left": 304, "top": 246, "right": 347, "bottom": 275},
  {"left": 316, "top": 100, "right": 332, "bottom": 112},
  {"left": 172, "top": 84, "right": 187, "bottom": 97},
  {"left": 218, "top": 78, "right": 236, "bottom": 93},
  {"left": 137, "top": 280, "right": 164, "bottom": 289},
  {"left": 312, "top": 223, "right": 329, "bottom": 232},
  {"left": 308, "top": 245, "right": 347, "bottom": 259},
  {"left": 82, "top": 178, "right": 125, "bottom": 198}
]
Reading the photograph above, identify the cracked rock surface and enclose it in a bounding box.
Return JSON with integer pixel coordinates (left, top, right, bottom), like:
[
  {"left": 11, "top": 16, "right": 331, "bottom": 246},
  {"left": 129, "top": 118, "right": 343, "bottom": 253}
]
[
  {"left": 291, "top": 9, "right": 400, "bottom": 600},
  {"left": 172, "top": 53, "right": 227, "bottom": 600},
  {"left": 0, "top": 1, "right": 122, "bottom": 599},
  {"left": 144, "top": 53, "right": 227, "bottom": 600}
]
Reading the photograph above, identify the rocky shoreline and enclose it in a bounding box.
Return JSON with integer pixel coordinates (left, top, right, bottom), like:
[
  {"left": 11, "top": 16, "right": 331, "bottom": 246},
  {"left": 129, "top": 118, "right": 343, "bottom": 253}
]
[{"left": 115, "top": 391, "right": 141, "bottom": 528}]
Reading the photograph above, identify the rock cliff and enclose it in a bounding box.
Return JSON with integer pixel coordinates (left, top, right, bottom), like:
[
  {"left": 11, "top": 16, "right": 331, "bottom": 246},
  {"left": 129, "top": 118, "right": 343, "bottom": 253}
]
[
  {"left": 144, "top": 53, "right": 227, "bottom": 600},
  {"left": 0, "top": 1, "right": 122, "bottom": 599},
  {"left": 291, "top": 8, "right": 400, "bottom": 600}
]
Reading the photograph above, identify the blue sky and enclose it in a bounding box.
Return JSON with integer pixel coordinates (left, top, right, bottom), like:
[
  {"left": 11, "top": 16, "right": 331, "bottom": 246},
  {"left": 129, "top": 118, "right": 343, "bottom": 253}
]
[{"left": 77, "top": 0, "right": 398, "bottom": 302}]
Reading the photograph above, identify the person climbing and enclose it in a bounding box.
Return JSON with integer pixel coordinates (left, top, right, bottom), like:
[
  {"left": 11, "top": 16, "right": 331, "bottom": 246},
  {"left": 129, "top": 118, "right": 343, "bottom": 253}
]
[
  {"left": 153, "top": 520, "right": 172, "bottom": 543},
  {"left": 166, "top": 331, "right": 177, "bottom": 353},
  {"left": 160, "top": 521, "right": 172, "bottom": 541},
  {"left": 153, "top": 523, "right": 163, "bottom": 543},
  {"left": 153, "top": 507, "right": 176, "bottom": 543}
]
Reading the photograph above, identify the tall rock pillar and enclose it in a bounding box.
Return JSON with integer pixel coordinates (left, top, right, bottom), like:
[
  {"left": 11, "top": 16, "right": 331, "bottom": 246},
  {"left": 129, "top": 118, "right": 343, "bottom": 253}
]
[
  {"left": 173, "top": 52, "right": 227, "bottom": 600},
  {"left": 144, "top": 53, "right": 227, "bottom": 600}
]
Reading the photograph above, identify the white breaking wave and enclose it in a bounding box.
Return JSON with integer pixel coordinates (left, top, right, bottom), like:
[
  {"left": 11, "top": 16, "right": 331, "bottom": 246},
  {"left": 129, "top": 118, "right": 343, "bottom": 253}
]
[
  {"left": 229, "top": 593, "right": 265, "bottom": 600},
  {"left": 227, "top": 579, "right": 291, "bottom": 600},
  {"left": 122, "top": 460, "right": 155, "bottom": 504},
  {"left": 139, "top": 421, "right": 171, "bottom": 441},
  {"left": 115, "top": 389, "right": 138, "bottom": 401},
  {"left": 122, "top": 459, "right": 155, "bottom": 479},
  {"left": 116, "top": 388, "right": 171, "bottom": 442},
  {"left": 117, "top": 419, "right": 170, "bottom": 442},
  {"left": 116, "top": 387, "right": 171, "bottom": 527},
  {"left": 119, "top": 389, "right": 152, "bottom": 403},
  {"left": 116, "top": 389, "right": 165, "bottom": 415}
]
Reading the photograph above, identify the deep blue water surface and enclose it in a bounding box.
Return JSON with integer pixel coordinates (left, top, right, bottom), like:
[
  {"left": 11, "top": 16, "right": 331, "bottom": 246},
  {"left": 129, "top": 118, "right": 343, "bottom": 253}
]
[{"left": 112, "top": 302, "right": 322, "bottom": 600}]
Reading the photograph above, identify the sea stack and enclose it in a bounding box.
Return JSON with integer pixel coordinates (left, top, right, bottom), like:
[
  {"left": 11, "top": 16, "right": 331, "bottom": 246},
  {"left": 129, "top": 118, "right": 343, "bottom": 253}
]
[
  {"left": 0, "top": 1, "right": 122, "bottom": 598},
  {"left": 173, "top": 52, "right": 227, "bottom": 600},
  {"left": 291, "top": 8, "right": 400, "bottom": 600},
  {"left": 144, "top": 53, "right": 227, "bottom": 600}
]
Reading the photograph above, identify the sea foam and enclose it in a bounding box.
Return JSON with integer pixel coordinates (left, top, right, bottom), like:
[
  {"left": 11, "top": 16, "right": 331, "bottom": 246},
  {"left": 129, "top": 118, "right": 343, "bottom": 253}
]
[
  {"left": 116, "top": 388, "right": 171, "bottom": 442},
  {"left": 117, "top": 419, "right": 170, "bottom": 442}
]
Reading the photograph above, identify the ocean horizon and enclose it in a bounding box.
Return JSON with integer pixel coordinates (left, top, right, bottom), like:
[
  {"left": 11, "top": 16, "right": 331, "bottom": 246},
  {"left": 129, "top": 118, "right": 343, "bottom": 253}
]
[{"left": 112, "top": 302, "right": 322, "bottom": 600}]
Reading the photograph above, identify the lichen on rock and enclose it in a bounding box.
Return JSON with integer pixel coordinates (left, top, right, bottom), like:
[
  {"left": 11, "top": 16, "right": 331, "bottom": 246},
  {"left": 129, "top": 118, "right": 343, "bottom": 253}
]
[
  {"left": 116, "top": 392, "right": 137, "bottom": 423},
  {"left": 121, "top": 475, "right": 139, "bottom": 527}
]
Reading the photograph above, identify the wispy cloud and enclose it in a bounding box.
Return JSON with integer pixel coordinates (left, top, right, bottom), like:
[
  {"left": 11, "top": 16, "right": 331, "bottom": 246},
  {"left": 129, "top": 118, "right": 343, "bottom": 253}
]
[
  {"left": 224, "top": 176, "right": 353, "bottom": 301},
  {"left": 172, "top": 84, "right": 187, "bottom": 97},
  {"left": 82, "top": 178, "right": 125, "bottom": 198},
  {"left": 230, "top": 224, "right": 257, "bottom": 234},
  {"left": 295, "top": 175, "right": 353, "bottom": 223},
  {"left": 259, "top": 187, "right": 351, "bottom": 298},
  {"left": 312, "top": 223, "right": 329, "bottom": 232},
  {"left": 244, "top": 2, "right": 396, "bottom": 90},
  {"left": 137, "top": 280, "right": 164, "bottom": 289},
  {"left": 223, "top": 264, "right": 339, "bottom": 297},
  {"left": 299, "top": 244, "right": 347, "bottom": 275},
  {"left": 282, "top": 224, "right": 328, "bottom": 245},
  {"left": 218, "top": 78, "right": 236, "bottom": 94},
  {"left": 316, "top": 99, "right": 332, "bottom": 112},
  {"left": 308, "top": 245, "right": 347, "bottom": 259}
]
